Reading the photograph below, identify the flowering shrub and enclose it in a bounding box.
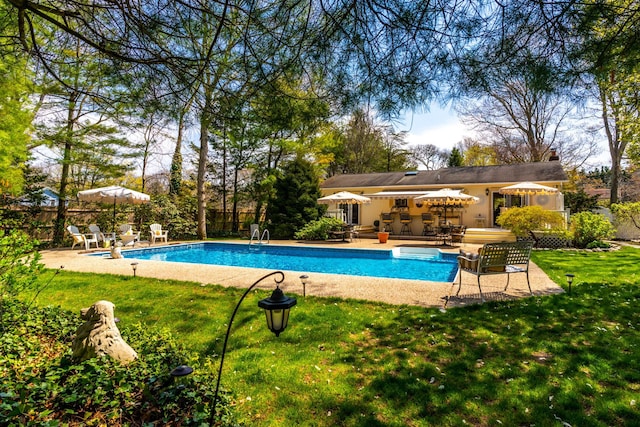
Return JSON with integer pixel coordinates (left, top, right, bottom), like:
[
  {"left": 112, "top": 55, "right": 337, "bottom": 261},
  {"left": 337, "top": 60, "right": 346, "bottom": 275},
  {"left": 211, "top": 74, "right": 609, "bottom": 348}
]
[
  {"left": 496, "top": 206, "right": 566, "bottom": 239},
  {"left": 571, "top": 211, "right": 615, "bottom": 249}
]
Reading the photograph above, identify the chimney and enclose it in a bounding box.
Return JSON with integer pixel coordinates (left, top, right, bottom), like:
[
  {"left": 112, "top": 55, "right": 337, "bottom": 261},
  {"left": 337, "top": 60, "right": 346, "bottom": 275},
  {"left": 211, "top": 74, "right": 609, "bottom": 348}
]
[{"left": 549, "top": 149, "right": 559, "bottom": 161}]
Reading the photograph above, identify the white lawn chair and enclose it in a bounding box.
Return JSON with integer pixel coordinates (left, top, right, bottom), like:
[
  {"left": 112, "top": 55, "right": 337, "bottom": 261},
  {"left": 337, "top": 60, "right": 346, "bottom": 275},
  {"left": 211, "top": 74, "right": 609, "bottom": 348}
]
[
  {"left": 88, "top": 224, "right": 116, "bottom": 248},
  {"left": 118, "top": 224, "right": 141, "bottom": 246},
  {"left": 149, "top": 223, "right": 168, "bottom": 244},
  {"left": 66, "top": 225, "right": 99, "bottom": 250}
]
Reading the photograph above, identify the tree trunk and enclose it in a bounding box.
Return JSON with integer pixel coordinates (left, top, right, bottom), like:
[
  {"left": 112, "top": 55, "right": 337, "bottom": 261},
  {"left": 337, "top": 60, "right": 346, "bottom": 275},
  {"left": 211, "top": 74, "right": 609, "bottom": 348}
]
[
  {"left": 53, "top": 93, "right": 77, "bottom": 246},
  {"left": 600, "top": 85, "right": 626, "bottom": 205},
  {"left": 196, "top": 105, "right": 211, "bottom": 240}
]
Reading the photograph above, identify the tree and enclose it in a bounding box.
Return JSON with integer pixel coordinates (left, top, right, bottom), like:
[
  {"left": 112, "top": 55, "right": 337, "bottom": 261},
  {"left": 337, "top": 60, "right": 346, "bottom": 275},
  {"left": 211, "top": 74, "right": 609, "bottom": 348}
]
[
  {"left": 458, "top": 73, "right": 596, "bottom": 166},
  {"left": 447, "top": 147, "right": 464, "bottom": 167},
  {"left": 458, "top": 138, "right": 498, "bottom": 166},
  {"left": 594, "top": 71, "right": 638, "bottom": 204},
  {"left": 564, "top": 189, "right": 601, "bottom": 214},
  {"left": 266, "top": 157, "right": 323, "bottom": 239},
  {"left": 564, "top": 1, "right": 640, "bottom": 203},
  {"left": 409, "top": 144, "right": 448, "bottom": 170},
  {"left": 0, "top": 54, "right": 32, "bottom": 195},
  {"left": 323, "top": 109, "right": 413, "bottom": 174},
  {"left": 32, "top": 34, "right": 134, "bottom": 245},
  {"left": 611, "top": 202, "right": 640, "bottom": 234}
]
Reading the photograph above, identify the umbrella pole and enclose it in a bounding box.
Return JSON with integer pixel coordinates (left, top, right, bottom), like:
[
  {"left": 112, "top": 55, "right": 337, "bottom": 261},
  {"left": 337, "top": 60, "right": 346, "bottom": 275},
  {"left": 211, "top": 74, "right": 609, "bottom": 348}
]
[{"left": 113, "top": 196, "right": 117, "bottom": 234}]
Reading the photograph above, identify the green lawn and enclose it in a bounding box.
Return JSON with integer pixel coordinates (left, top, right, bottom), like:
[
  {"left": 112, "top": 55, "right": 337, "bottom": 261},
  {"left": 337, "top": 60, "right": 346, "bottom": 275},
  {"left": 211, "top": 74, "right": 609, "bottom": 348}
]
[{"left": 29, "top": 246, "right": 640, "bottom": 426}]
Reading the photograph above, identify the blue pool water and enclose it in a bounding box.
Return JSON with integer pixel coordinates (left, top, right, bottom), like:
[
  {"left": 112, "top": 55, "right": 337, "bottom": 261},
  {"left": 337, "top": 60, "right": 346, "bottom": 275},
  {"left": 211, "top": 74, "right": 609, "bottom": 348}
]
[{"left": 106, "top": 242, "right": 458, "bottom": 282}]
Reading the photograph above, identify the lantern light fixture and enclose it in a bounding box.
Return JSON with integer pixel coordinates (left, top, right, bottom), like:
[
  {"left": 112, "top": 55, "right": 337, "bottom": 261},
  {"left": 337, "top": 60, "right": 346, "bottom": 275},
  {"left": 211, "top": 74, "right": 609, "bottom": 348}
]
[{"left": 210, "top": 271, "right": 296, "bottom": 425}]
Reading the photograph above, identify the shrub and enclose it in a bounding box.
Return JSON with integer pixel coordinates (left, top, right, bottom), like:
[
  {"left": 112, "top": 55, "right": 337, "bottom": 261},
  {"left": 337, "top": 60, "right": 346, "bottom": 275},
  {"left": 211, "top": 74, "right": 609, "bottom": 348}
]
[
  {"left": 571, "top": 211, "right": 615, "bottom": 248},
  {"left": 294, "top": 217, "right": 344, "bottom": 240},
  {"left": 586, "top": 240, "right": 611, "bottom": 249},
  {"left": 496, "top": 206, "right": 566, "bottom": 238}
]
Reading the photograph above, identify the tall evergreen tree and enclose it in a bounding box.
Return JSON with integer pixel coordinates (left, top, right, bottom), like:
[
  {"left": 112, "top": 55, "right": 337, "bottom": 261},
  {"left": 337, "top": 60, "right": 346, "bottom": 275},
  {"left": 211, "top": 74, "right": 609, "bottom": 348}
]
[
  {"left": 447, "top": 147, "right": 464, "bottom": 167},
  {"left": 266, "top": 157, "right": 323, "bottom": 239}
]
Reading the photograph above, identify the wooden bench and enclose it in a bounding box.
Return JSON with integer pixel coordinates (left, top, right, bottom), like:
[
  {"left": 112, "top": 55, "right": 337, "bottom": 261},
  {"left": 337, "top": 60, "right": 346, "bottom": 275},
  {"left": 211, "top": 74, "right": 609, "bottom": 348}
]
[{"left": 454, "top": 241, "right": 534, "bottom": 302}]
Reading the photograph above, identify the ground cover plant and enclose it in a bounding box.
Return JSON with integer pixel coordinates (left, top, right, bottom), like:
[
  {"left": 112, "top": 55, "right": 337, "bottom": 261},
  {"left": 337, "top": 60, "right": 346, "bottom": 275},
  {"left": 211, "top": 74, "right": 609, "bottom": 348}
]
[{"left": 6, "top": 246, "right": 640, "bottom": 425}]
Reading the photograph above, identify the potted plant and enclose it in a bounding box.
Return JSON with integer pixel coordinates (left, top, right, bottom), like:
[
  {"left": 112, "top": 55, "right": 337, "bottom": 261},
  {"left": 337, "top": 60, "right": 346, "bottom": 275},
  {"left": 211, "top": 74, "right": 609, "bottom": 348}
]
[{"left": 377, "top": 231, "right": 389, "bottom": 243}]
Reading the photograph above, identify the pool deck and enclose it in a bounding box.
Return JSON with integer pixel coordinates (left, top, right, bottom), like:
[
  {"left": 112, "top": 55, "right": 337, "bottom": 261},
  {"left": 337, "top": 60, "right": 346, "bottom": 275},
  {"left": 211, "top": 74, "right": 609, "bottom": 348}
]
[{"left": 39, "top": 238, "right": 563, "bottom": 308}]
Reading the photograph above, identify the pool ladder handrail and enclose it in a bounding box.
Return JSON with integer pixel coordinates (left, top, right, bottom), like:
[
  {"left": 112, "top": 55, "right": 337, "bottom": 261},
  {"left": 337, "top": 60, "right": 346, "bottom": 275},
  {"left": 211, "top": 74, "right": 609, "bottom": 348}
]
[{"left": 250, "top": 227, "right": 270, "bottom": 245}]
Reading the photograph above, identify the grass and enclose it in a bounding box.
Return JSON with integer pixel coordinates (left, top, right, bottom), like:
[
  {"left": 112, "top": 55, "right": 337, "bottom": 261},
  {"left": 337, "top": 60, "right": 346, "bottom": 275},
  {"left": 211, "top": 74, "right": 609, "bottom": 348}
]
[{"left": 27, "top": 246, "right": 640, "bottom": 426}]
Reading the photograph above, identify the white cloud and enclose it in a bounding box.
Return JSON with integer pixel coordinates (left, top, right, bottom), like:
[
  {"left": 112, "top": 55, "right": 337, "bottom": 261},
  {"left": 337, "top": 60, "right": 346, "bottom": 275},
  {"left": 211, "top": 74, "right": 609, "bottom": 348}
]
[{"left": 398, "top": 106, "right": 471, "bottom": 152}]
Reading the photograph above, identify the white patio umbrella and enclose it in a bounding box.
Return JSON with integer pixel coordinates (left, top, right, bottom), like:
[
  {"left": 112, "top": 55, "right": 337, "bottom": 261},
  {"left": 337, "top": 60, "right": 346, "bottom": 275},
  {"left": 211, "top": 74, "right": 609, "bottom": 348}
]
[
  {"left": 414, "top": 188, "right": 479, "bottom": 222},
  {"left": 317, "top": 191, "right": 371, "bottom": 205},
  {"left": 499, "top": 182, "right": 558, "bottom": 196},
  {"left": 77, "top": 185, "right": 150, "bottom": 232},
  {"left": 317, "top": 191, "right": 370, "bottom": 224}
]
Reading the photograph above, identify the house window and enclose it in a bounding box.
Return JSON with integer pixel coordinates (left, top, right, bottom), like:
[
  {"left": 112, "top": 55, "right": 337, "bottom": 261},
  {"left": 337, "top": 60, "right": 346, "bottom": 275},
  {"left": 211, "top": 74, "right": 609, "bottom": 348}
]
[{"left": 393, "top": 199, "right": 409, "bottom": 210}]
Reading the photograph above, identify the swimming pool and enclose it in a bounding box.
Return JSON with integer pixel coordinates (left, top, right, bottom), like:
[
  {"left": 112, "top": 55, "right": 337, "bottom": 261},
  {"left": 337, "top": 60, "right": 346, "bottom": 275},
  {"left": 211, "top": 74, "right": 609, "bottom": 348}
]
[{"left": 108, "top": 242, "right": 458, "bottom": 282}]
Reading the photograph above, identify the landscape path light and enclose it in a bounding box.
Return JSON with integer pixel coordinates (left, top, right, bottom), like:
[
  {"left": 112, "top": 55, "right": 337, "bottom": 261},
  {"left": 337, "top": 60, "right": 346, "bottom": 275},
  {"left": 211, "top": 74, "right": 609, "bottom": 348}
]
[
  {"left": 565, "top": 273, "right": 575, "bottom": 294},
  {"left": 299, "top": 274, "right": 309, "bottom": 297},
  {"left": 131, "top": 262, "right": 138, "bottom": 277}
]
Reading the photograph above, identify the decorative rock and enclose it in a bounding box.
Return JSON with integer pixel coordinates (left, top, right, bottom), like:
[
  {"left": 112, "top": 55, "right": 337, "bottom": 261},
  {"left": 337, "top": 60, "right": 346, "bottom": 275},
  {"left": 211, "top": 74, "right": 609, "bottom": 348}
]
[
  {"left": 111, "top": 241, "right": 123, "bottom": 259},
  {"left": 72, "top": 300, "right": 137, "bottom": 364}
]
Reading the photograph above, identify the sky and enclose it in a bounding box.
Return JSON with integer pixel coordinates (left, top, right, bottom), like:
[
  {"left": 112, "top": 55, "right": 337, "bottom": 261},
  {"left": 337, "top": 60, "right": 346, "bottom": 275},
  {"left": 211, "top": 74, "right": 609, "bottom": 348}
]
[
  {"left": 397, "top": 105, "right": 469, "bottom": 153},
  {"left": 397, "top": 104, "right": 611, "bottom": 169}
]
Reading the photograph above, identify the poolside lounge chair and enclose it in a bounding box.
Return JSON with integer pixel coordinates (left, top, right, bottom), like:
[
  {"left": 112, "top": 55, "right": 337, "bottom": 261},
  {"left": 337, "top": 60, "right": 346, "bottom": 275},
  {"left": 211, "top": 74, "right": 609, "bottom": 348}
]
[
  {"left": 66, "top": 225, "right": 99, "bottom": 250},
  {"left": 88, "top": 224, "right": 116, "bottom": 248},
  {"left": 118, "top": 224, "right": 141, "bottom": 246},
  {"left": 149, "top": 223, "right": 168, "bottom": 244}
]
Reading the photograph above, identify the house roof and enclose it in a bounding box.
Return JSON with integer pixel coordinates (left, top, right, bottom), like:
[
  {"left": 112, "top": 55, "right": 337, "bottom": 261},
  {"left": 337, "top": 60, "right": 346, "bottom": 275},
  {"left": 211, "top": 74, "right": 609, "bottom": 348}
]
[{"left": 321, "top": 162, "right": 568, "bottom": 190}]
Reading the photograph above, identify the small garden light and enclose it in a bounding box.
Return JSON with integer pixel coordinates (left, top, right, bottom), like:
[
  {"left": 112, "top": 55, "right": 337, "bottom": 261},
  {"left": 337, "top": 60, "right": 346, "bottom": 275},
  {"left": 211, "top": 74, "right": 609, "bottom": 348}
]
[
  {"left": 170, "top": 365, "right": 193, "bottom": 389},
  {"left": 565, "top": 273, "right": 575, "bottom": 294},
  {"left": 299, "top": 274, "right": 309, "bottom": 297},
  {"left": 131, "top": 262, "right": 138, "bottom": 277},
  {"left": 170, "top": 365, "right": 193, "bottom": 377}
]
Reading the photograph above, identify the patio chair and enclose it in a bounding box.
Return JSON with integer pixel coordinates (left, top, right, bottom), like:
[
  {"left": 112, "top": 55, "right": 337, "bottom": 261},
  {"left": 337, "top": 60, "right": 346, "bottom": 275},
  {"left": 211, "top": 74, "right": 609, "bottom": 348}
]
[
  {"left": 451, "top": 225, "right": 467, "bottom": 244},
  {"left": 66, "top": 225, "right": 99, "bottom": 250},
  {"left": 149, "top": 223, "right": 168, "bottom": 244},
  {"left": 88, "top": 224, "right": 116, "bottom": 248},
  {"left": 346, "top": 225, "right": 360, "bottom": 242},
  {"left": 118, "top": 224, "right": 141, "bottom": 246}
]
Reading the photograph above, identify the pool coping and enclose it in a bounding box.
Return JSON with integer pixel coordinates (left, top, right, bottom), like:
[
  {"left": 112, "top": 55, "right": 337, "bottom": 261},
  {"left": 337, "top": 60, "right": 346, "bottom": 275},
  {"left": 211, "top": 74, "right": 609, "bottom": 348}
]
[{"left": 39, "top": 238, "right": 564, "bottom": 308}]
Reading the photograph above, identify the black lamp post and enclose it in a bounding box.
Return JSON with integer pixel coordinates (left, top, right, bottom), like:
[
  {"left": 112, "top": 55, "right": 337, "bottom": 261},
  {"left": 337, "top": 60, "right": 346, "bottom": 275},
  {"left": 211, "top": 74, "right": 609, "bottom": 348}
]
[
  {"left": 209, "top": 271, "right": 296, "bottom": 425},
  {"left": 565, "top": 273, "right": 575, "bottom": 294}
]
